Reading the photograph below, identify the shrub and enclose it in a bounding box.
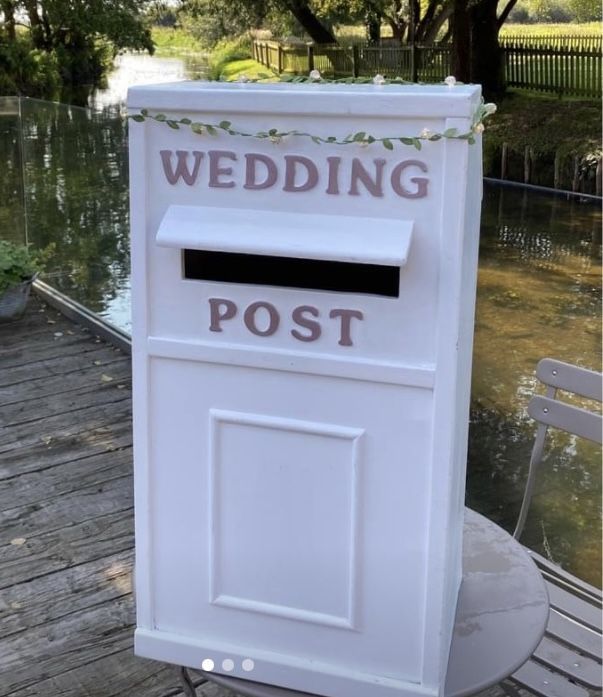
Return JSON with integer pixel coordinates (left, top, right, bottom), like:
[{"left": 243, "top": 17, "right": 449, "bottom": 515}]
[
  {"left": 208, "top": 35, "right": 253, "bottom": 80},
  {"left": 0, "top": 40, "right": 61, "bottom": 100}
]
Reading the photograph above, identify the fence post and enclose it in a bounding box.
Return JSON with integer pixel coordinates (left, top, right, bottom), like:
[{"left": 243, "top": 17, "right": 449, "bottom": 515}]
[
  {"left": 501, "top": 143, "right": 508, "bottom": 180},
  {"left": 596, "top": 157, "right": 602, "bottom": 197},
  {"left": 352, "top": 45, "right": 360, "bottom": 78},
  {"left": 307, "top": 44, "right": 314, "bottom": 72},
  {"left": 278, "top": 44, "right": 283, "bottom": 74},
  {"left": 572, "top": 155, "right": 580, "bottom": 192},
  {"left": 553, "top": 151, "right": 562, "bottom": 190},
  {"left": 523, "top": 146, "right": 531, "bottom": 184}
]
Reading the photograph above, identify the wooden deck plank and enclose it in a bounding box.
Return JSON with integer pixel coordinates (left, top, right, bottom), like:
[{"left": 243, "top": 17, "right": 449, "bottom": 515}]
[
  {"left": 0, "top": 345, "right": 125, "bottom": 388},
  {"left": 0, "top": 403, "right": 132, "bottom": 462},
  {"left": 0, "top": 357, "right": 130, "bottom": 406},
  {"left": 0, "top": 506, "right": 134, "bottom": 589}
]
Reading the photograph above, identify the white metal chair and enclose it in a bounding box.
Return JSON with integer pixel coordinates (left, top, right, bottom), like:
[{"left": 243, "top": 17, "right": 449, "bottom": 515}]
[{"left": 508, "top": 358, "right": 602, "bottom": 697}]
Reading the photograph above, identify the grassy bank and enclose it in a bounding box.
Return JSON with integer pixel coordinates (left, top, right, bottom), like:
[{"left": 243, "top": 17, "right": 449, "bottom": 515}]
[
  {"left": 483, "top": 90, "right": 601, "bottom": 191},
  {"left": 499, "top": 22, "right": 601, "bottom": 37},
  {"left": 151, "top": 26, "right": 205, "bottom": 56}
]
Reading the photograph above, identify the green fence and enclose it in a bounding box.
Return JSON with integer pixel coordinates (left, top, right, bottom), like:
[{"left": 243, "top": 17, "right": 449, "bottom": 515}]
[
  {"left": 500, "top": 36, "right": 602, "bottom": 97},
  {"left": 253, "top": 37, "right": 602, "bottom": 98}
]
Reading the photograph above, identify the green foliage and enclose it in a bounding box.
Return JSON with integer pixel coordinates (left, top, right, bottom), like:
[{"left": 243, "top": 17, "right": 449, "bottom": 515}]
[
  {"left": 151, "top": 27, "right": 203, "bottom": 55},
  {"left": 0, "top": 240, "right": 53, "bottom": 294},
  {"left": 208, "top": 35, "right": 253, "bottom": 79},
  {"left": 508, "top": 0, "right": 601, "bottom": 22},
  {"left": 0, "top": 39, "right": 61, "bottom": 100},
  {"left": 178, "top": 0, "right": 272, "bottom": 47},
  {"left": 0, "top": 1, "right": 154, "bottom": 101}
]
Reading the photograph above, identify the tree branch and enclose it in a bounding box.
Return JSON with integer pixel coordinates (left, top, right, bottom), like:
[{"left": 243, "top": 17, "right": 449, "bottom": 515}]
[{"left": 498, "top": 0, "right": 519, "bottom": 28}]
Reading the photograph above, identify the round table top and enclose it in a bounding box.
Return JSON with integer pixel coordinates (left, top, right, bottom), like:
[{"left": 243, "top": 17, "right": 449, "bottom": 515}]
[{"left": 201, "top": 508, "right": 549, "bottom": 697}]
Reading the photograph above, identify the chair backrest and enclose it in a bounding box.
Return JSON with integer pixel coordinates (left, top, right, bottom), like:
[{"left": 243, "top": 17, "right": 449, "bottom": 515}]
[{"left": 513, "top": 358, "right": 602, "bottom": 540}]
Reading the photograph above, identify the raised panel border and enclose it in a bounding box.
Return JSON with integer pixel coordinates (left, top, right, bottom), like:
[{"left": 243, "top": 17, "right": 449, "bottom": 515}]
[{"left": 208, "top": 408, "right": 364, "bottom": 630}]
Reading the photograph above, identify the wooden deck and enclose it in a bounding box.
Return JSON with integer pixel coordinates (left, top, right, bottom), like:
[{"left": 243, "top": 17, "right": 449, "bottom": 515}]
[
  {"left": 0, "top": 298, "right": 236, "bottom": 697},
  {"left": 0, "top": 297, "right": 550, "bottom": 697}
]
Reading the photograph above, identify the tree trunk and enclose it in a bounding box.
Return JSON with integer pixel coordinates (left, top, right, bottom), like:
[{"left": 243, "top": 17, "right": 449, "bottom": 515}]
[
  {"left": 23, "top": 0, "right": 47, "bottom": 49},
  {"left": 469, "top": 0, "right": 504, "bottom": 97},
  {"left": 451, "top": 0, "right": 470, "bottom": 82},
  {"left": 365, "top": 9, "right": 381, "bottom": 45},
  {"left": 1, "top": 0, "right": 16, "bottom": 41},
  {"left": 283, "top": 0, "right": 337, "bottom": 44}
]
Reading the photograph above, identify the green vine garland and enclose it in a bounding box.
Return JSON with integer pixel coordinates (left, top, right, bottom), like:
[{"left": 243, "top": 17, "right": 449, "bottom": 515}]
[{"left": 129, "top": 75, "right": 496, "bottom": 151}]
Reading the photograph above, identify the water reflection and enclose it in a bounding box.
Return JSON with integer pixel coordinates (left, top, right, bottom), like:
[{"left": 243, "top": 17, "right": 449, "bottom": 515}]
[
  {"left": 90, "top": 54, "right": 209, "bottom": 111},
  {"left": 0, "top": 97, "right": 601, "bottom": 586},
  {"left": 469, "top": 184, "right": 601, "bottom": 586}
]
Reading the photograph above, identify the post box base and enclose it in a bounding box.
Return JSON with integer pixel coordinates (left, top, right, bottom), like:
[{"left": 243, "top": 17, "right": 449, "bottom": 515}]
[{"left": 135, "top": 628, "right": 441, "bottom": 697}]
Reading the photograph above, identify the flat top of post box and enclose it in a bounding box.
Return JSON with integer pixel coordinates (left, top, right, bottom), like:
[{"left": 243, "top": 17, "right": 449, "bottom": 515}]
[{"left": 127, "top": 81, "right": 482, "bottom": 119}]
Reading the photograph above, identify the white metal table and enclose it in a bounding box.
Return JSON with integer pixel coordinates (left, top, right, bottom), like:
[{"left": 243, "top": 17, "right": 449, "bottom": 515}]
[{"left": 193, "top": 508, "right": 549, "bottom": 697}]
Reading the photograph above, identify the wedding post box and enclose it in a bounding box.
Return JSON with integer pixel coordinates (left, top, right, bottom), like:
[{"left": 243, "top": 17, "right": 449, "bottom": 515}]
[{"left": 128, "top": 81, "right": 483, "bottom": 697}]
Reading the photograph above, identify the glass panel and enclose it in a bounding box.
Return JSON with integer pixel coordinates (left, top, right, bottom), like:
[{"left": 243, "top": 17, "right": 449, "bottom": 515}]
[
  {"left": 0, "top": 97, "right": 26, "bottom": 245},
  {"left": 20, "top": 98, "right": 131, "bottom": 331}
]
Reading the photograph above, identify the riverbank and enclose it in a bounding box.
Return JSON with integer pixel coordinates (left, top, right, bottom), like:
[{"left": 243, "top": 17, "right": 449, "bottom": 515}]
[{"left": 483, "top": 91, "right": 601, "bottom": 193}]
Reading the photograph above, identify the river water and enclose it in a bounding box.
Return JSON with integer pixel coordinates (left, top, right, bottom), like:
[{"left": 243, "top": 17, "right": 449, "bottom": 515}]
[{"left": 1, "top": 54, "right": 600, "bottom": 586}]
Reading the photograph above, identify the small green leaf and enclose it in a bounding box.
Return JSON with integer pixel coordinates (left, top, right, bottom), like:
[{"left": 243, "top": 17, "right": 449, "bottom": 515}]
[
  {"left": 268, "top": 128, "right": 278, "bottom": 136},
  {"left": 443, "top": 128, "right": 458, "bottom": 137},
  {"left": 167, "top": 120, "right": 180, "bottom": 129},
  {"left": 191, "top": 122, "right": 204, "bottom": 134},
  {"left": 130, "top": 114, "right": 145, "bottom": 122},
  {"left": 382, "top": 138, "right": 393, "bottom": 150},
  {"left": 400, "top": 137, "right": 414, "bottom": 146},
  {"left": 412, "top": 138, "right": 422, "bottom": 151},
  {"left": 140, "top": 108, "right": 148, "bottom": 116},
  {"left": 353, "top": 131, "right": 366, "bottom": 142},
  {"left": 206, "top": 125, "right": 217, "bottom": 136},
  {"left": 311, "top": 136, "right": 321, "bottom": 144},
  {"left": 468, "top": 135, "right": 476, "bottom": 145},
  {"left": 154, "top": 113, "right": 166, "bottom": 122},
  {"left": 219, "top": 120, "right": 232, "bottom": 129},
  {"left": 326, "top": 136, "right": 337, "bottom": 142},
  {"left": 429, "top": 134, "right": 442, "bottom": 141},
  {"left": 180, "top": 117, "right": 192, "bottom": 125},
  {"left": 367, "top": 135, "right": 375, "bottom": 144}
]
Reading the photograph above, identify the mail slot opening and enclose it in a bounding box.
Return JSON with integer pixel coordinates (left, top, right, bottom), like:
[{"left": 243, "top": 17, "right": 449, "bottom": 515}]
[{"left": 183, "top": 249, "right": 400, "bottom": 297}]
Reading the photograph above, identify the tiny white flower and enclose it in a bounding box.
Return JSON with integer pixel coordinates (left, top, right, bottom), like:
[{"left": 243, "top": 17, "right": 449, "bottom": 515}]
[
  {"left": 420, "top": 128, "right": 433, "bottom": 139},
  {"left": 309, "top": 69, "right": 321, "bottom": 81},
  {"left": 444, "top": 75, "right": 457, "bottom": 87},
  {"left": 269, "top": 135, "right": 282, "bottom": 144},
  {"left": 483, "top": 102, "right": 497, "bottom": 116},
  {"left": 474, "top": 123, "right": 485, "bottom": 134},
  {"left": 238, "top": 74, "right": 250, "bottom": 83},
  {"left": 372, "top": 74, "right": 385, "bottom": 85}
]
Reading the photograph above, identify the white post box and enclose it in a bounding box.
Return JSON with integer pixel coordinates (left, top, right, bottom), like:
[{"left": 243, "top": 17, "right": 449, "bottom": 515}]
[{"left": 128, "top": 81, "right": 484, "bottom": 697}]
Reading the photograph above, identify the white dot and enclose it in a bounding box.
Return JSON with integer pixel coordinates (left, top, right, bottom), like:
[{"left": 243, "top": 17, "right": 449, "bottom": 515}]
[
  {"left": 202, "top": 658, "right": 214, "bottom": 671},
  {"left": 222, "top": 659, "right": 234, "bottom": 672},
  {"left": 242, "top": 658, "right": 255, "bottom": 672}
]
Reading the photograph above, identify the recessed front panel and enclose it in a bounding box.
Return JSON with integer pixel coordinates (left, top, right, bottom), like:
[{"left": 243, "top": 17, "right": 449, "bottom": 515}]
[{"left": 209, "top": 410, "right": 362, "bottom": 628}]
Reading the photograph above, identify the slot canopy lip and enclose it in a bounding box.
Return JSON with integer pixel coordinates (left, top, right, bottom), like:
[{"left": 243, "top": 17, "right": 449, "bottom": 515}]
[{"left": 156, "top": 205, "right": 413, "bottom": 267}]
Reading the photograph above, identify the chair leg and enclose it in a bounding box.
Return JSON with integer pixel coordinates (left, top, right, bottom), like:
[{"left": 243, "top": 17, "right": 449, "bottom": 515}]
[{"left": 179, "top": 666, "right": 197, "bottom": 697}]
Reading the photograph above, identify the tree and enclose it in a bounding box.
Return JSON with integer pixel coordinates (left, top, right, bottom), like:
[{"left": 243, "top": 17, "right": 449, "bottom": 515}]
[
  {"left": 0, "top": 0, "right": 153, "bottom": 99},
  {"left": 451, "top": 0, "right": 519, "bottom": 98}
]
